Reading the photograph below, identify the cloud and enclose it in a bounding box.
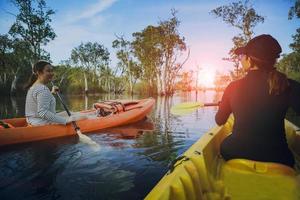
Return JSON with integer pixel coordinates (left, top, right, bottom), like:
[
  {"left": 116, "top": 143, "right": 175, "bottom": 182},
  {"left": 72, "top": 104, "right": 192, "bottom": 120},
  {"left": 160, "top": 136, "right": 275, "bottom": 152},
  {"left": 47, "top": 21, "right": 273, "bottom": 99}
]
[
  {"left": 45, "top": 0, "right": 118, "bottom": 64},
  {"left": 67, "top": 0, "right": 118, "bottom": 24},
  {"left": 45, "top": 22, "right": 115, "bottom": 64}
]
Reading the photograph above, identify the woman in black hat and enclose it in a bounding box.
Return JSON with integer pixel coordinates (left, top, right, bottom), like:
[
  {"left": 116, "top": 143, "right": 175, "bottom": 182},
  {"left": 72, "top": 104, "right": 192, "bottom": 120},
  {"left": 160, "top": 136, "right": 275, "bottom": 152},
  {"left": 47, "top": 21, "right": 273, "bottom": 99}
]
[{"left": 215, "top": 34, "right": 300, "bottom": 167}]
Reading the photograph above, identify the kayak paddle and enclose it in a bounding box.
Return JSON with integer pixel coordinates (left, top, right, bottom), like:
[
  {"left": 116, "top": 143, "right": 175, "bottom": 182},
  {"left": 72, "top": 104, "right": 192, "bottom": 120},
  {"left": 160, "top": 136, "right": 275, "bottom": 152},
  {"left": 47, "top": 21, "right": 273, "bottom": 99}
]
[
  {"left": 170, "top": 102, "right": 219, "bottom": 115},
  {"left": 51, "top": 82, "right": 100, "bottom": 150}
]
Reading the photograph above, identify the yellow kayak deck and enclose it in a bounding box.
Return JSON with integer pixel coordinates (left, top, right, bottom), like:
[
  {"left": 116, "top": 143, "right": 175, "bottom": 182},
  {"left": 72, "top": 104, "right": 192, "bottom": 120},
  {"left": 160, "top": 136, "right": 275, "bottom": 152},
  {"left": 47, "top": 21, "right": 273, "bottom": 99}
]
[{"left": 145, "top": 117, "right": 300, "bottom": 200}]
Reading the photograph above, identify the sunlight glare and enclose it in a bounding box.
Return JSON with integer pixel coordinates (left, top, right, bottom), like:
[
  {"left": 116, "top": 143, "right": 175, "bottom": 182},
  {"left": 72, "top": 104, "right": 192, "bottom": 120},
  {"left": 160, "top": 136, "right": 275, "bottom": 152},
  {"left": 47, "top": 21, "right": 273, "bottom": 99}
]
[{"left": 197, "top": 67, "right": 216, "bottom": 88}]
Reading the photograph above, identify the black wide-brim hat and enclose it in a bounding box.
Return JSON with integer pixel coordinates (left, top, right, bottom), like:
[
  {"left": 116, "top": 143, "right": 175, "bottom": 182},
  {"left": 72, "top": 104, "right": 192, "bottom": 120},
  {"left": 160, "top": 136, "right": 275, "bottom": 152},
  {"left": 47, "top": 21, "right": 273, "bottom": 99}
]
[{"left": 234, "top": 34, "right": 282, "bottom": 61}]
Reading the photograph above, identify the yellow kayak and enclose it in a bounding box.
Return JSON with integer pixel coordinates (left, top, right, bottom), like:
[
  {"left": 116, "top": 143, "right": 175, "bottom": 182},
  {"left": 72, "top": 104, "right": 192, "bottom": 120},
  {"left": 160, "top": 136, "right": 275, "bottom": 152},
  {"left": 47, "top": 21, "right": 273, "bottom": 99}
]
[{"left": 145, "top": 117, "right": 300, "bottom": 200}]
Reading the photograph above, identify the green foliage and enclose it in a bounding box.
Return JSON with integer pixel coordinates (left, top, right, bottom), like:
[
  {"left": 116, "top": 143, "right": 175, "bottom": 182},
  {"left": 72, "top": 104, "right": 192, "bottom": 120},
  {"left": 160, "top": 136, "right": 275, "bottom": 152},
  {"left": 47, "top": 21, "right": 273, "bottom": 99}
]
[
  {"left": 70, "top": 42, "right": 110, "bottom": 93},
  {"left": 0, "top": 35, "right": 32, "bottom": 94},
  {"left": 158, "top": 11, "right": 187, "bottom": 94},
  {"left": 211, "top": 0, "right": 264, "bottom": 80},
  {"left": 71, "top": 42, "right": 110, "bottom": 69},
  {"left": 175, "top": 71, "right": 193, "bottom": 92},
  {"left": 131, "top": 10, "right": 187, "bottom": 95},
  {"left": 112, "top": 36, "right": 142, "bottom": 95},
  {"left": 52, "top": 65, "right": 106, "bottom": 94},
  {"left": 132, "top": 25, "right": 162, "bottom": 88},
  {"left": 210, "top": 0, "right": 264, "bottom": 40},
  {"left": 282, "top": 0, "right": 300, "bottom": 82},
  {"left": 99, "top": 65, "right": 116, "bottom": 93},
  {"left": 0, "top": 0, "right": 55, "bottom": 95},
  {"left": 288, "top": 0, "right": 300, "bottom": 69},
  {"left": 9, "top": 0, "right": 56, "bottom": 62},
  {"left": 276, "top": 52, "right": 300, "bottom": 81},
  {"left": 290, "top": 28, "right": 300, "bottom": 53},
  {"left": 2, "top": 4, "right": 188, "bottom": 96},
  {"left": 134, "top": 80, "right": 156, "bottom": 95},
  {"left": 288, "top": 0, "right": 300, "bottom": 19}
]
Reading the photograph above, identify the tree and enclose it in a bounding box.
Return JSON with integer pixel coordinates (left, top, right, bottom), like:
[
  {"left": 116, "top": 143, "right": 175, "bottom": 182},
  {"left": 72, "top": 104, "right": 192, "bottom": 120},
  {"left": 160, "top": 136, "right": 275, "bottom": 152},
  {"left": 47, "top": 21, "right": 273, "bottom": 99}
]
[
  {"left": 70, "top": 42, "right": 110, "bottom": 93},
  {"left": 0, "top": 34, "right": 32, "bottom": 94},
  {"left": 99, "top": 65, "right": 115, "bottom": 93},
  {"left": 288, "top": 0, "right": 300, "bottom": 19},
  {"left": 158, "top": 10, "right": 189, "bottom": 95},
  {"left": 277, "top": 0, "right": 300, "bottom": 82},
  {"left": 0, "top": 35, "right": 14, "bottom": 93},
  {"left": 289, "top": 0, "right": 300, "bottom": 53},
  {"left": 1, "top": 0, "right": 55, "bottom": 95},
  {"left": 175, "top": 71, "right": 193, "bottom": 92},
  {"left": 112, "top": 36, "right": 141, "bottom": 96},
  {"left": 276, "top": 53, "right": 300, "bottom": 74},
  {"left": 214, "top": 71, "right": 231, "bottom": 91},
  {"left": 210, "top": 0, "right": 264, "bottom": 79},
  {"left": 8, "top": 0, "right": 56, "bottom": 62},
  {"left": 132, "top": 10, "right": 188, "bottom": 95},
  {"left": 132, "top": 25, "right": 162, "bottom": 95},
  {"left": 290, "top": 28, "right": 300, "bottom": 53}
]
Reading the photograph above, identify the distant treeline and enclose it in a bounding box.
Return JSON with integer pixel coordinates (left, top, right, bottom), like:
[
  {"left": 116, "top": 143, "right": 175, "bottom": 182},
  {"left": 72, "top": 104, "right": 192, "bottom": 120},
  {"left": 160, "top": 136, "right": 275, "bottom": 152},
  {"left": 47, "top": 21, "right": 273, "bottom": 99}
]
[
  {"left": 0, "top": 0, "right": 299, "bottom": 96},
  {"left": 0, "top": 0, "right": 189, "bottom": 96}
]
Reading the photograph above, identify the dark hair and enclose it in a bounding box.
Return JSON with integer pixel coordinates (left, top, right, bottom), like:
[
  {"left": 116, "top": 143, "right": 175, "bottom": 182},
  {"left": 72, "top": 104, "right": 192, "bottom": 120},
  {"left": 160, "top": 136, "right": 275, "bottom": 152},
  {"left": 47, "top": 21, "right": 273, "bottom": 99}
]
[
  {"left": 24, "top": 60, "right": 51, "bottom": 90},
  {"left": 249, "top": 57, "right": 289, "bottom": 95}
]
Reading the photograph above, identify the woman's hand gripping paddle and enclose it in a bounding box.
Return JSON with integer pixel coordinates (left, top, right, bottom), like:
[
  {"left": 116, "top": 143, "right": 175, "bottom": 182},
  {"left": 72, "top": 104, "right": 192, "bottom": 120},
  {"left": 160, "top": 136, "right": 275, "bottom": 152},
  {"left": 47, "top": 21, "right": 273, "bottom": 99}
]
[{"left": 51, "top": 82, "right": 100, "bottom": 151}]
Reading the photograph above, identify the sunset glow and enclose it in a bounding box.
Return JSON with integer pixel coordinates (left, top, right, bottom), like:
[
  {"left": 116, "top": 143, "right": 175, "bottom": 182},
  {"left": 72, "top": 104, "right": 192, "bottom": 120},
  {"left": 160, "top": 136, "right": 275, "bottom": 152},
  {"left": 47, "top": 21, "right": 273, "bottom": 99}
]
[{"left": 197, "top": 67, "right": 216, "bottom": 88}]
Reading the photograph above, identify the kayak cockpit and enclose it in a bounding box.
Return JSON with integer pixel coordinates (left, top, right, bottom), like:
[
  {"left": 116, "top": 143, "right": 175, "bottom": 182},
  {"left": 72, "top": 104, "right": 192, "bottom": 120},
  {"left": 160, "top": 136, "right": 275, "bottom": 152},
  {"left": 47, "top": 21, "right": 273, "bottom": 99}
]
[
  {"left": 145, "top": 116, "right": 300, "bottom": 200},
  {"left": 219, "top": 158, "right": 300, "bottom": 200}
]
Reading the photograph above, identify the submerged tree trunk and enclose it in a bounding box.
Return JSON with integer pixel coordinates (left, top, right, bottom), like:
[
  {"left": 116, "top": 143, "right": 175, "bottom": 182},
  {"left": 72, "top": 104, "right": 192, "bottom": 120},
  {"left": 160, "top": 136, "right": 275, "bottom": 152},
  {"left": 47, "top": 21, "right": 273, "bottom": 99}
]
[
  {"left": 161, "top": 64, "right": 166, "bottom": 96},
  {"left": 129, "top": 74, "right": 133, "bottom": 96},
  {"left": 156, "top": 73, "right": 162, "bottom": 95},
  {"left": 84, "top": 72, "right": 88, "bottom": 94},
  {"left": 108, "top": 78, "right": 111, "bottom": 93},
  {"left": 85, "top": 95, "right": 88, "bottom": 110}
]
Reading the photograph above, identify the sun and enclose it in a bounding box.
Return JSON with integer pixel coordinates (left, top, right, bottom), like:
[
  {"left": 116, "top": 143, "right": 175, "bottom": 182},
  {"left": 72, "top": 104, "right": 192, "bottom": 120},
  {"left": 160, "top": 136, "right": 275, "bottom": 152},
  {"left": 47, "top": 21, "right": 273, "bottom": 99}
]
[{"left": 197, "top": 68, "right": 216, "bottom": 88}]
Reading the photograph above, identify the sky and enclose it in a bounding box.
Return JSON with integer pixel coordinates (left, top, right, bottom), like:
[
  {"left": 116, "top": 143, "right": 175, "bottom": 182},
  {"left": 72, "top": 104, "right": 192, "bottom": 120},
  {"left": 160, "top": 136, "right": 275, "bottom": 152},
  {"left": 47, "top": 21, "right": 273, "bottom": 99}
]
[{"left": 0, "top": 0, "right": 299, "bottom": 78}]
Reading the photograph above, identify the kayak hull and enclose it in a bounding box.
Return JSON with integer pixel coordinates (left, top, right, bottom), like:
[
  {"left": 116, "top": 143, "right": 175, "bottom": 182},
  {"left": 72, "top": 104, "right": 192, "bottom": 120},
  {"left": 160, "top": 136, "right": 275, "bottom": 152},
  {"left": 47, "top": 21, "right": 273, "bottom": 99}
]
[
  {"left": 0, "top": 98, "right": 155, "bottom": 147},
  {"left": 145, "top": 116, "right": 300, "bottom": 200}
]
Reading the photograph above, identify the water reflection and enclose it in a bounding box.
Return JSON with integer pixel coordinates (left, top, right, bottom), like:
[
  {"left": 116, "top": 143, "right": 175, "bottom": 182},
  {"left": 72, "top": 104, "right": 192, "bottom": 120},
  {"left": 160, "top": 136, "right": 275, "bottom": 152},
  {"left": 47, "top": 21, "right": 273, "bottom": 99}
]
[
  {"left": 0, "top": 136, "right": 79, "bottom": 199},
  {"left": 0, "top": 91, "right": 299, "bottom": 200}
]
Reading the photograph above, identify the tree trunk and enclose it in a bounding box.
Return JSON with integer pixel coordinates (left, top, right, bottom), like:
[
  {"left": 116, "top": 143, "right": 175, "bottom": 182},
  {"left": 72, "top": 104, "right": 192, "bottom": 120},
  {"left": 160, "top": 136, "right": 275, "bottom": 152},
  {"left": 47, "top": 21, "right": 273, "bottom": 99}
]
[
  {"left": 10, "top": 75, "right": 18, "bottom": 95},
  {"left": 156, "top": 73, "right": 162, "bottom": 95},
  {"left": 161, "top": 66, "right": 166, "bottom": 95},
  {"left": 85, "top": 95, "right": 88, "bottom": 110},
  {"left": 129, "top": 75, "right": 133, "bottom": 96},
  {"left": 84, "top": 72, "right": 88, "bottom": 94},
  {"left": 108, "top": 78, "right": 111, "bottom": 93}
]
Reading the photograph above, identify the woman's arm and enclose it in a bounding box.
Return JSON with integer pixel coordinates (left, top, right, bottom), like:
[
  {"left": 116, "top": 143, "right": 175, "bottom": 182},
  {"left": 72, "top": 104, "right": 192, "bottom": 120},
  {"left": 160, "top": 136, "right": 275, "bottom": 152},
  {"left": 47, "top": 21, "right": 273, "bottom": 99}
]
[
  {"left": 36, "top": 88, "right": 67, "bottom": 125},
  {"left": 215, "top": 83, "right": 233, "bottom": 126}
]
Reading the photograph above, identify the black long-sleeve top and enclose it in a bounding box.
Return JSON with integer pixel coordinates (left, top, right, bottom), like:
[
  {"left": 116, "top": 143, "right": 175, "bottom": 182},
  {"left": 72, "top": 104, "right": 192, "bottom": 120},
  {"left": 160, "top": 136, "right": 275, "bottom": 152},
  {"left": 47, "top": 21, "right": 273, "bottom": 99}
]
[{"left": 215, "top": 70, "right": 300, "bottom": 166}]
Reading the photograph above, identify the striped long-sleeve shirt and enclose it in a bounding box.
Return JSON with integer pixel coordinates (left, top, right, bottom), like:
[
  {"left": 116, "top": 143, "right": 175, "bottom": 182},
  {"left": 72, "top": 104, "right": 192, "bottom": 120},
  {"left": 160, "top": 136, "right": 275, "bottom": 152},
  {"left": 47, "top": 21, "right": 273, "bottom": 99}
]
[{"left": 25, "top": 83, "right": 67, "bottom": 126}]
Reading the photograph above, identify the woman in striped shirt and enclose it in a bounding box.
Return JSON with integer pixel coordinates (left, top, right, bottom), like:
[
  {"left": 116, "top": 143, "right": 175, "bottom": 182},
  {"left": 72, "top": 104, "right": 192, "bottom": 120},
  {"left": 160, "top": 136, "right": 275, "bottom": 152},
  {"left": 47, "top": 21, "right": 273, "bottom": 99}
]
[{"left": 25, "top": 60, "right": 86, "bottom": 126}]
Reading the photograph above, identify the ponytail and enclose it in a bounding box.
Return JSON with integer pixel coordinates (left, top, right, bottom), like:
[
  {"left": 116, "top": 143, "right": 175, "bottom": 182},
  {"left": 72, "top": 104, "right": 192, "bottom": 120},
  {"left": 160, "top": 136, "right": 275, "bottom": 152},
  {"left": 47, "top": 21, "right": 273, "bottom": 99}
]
[
  {"left": 249, "top": 57, "right": 289, "bottom": 95},
  {"left": 24, "top": 60, "right": 51, "bottom": 91},
  {"left": 24, "top": 73, "right": 38, "bottom": 90},
  {"left": 268, "top": 70, "right": 289, "bottom": 95}
]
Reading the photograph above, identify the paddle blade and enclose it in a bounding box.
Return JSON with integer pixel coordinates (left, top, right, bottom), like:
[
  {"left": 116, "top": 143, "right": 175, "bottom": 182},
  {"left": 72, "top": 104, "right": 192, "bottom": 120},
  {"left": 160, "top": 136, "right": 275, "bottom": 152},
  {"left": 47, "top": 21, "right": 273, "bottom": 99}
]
[
  {"left": 170, "top": 102, "right": 204, "bottom": 116},
  {"left": 76, "top": 130, "right": 100, "bottom": 151}
]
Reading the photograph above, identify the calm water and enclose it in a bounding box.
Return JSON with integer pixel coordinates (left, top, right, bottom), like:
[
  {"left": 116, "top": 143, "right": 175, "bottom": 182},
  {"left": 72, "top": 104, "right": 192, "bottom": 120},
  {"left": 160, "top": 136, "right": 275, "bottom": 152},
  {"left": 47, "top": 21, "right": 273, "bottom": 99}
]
[{"left": 0, "top": 91, "right": 299, "bottom": 200}]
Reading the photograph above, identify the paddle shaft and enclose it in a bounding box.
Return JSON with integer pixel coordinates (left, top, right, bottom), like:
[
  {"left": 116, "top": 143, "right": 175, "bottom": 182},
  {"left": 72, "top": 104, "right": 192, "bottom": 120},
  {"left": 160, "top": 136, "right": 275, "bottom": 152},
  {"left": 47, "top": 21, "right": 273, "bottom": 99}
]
[
  {"left": 203, "top": 102, "right": 219, "bottom": 107},
  {"left": 51, "top": 82, "right": 80, "bottom": 131}
]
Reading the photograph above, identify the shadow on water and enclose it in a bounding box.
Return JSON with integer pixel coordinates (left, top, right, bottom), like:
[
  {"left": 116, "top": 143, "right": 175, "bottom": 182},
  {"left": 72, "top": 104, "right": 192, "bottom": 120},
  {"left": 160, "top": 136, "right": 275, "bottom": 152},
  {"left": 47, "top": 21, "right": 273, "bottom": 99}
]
[{"left": 0, "top": 91, "right": 299, "bottom": 199}]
